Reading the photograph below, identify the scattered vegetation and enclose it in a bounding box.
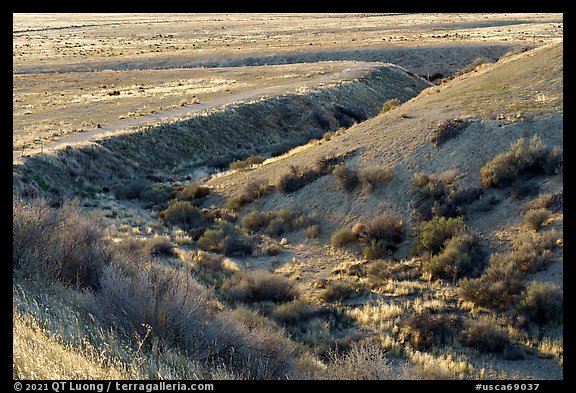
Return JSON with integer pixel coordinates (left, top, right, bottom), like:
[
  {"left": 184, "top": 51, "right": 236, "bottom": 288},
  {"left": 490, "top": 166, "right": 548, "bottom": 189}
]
[{"left": 459, "top": 317, "right": 512, "bottom": 354}]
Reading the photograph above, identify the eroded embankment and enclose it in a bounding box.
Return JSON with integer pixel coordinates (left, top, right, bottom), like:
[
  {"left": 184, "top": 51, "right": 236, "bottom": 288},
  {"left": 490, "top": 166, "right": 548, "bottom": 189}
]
[{"left": 13, "top": 64, "right": 430, "bottom": 202}]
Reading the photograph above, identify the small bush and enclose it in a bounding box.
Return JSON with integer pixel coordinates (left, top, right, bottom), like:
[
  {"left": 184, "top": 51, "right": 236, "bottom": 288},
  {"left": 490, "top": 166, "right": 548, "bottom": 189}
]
[
  {"left": 222, "top": 270, "right": 298, "bottom": 303},
  {"left": 412, "top": 216, "right": 467, "bottom": 256},
  {"left": 277, "top": 156, "right": 343, "bottom": 194},
  {"left": 243, "top": 178, "right": 273, "bottom": 200},
  {"left": 115, "top": 178, "right": 152, "bottom": 200},
  {"left": 459, "top": 318, "right": 511, "bottom": 354},
  {"left": 230, "top": 155, "right": 265, "bottom": 171},
  {"left": 423, "top": 234, "right": 484, "bottom": 281},
  {"left": 332, "top": 164, "right": 359, "bottom": 192},
  {"left": 272, "top": 300, "right": 318, "bottom": 325},
  {"left": 241, "top": 210, "right": 272, "bottom": 231},
  {"left": 517, "top": 282, "right": 563, "bottom": 326},
  {"left": 458, "top": 260, "right": 526, "bottom": 310},
  {"left": 140, "top": 183, "right": 178, "bottom": 207},
  {"left": 322, "top": 132, "right": 334, "bottom": 142},
  {"left": 524, "top": 208, "right": 552, "bottom": 230},
  {"left": 319, "top": 280, "right": 364, "bottom": 303},
  {"left": 224, "top": 196, "right": 245, "bottom": 211},
  {"left": 331, "top": 227, "right": 358, "bottom": 248},
  {"left": 13, "top": 197, "right": 107, "bottom": 290},
  {"left": 159, "top": 201, "right": 206, "bottom": 230},
  {"left": 400, "top": 310, "right": 462, "bottom": 351},
  {"left": 193, "top": 252, "right": 225, "bottom": 272},
  {"left": 222, "top": 236, "right": 254, "bottom": 257},
  {"left": 429, "top": 119, "right": 470, "bottom": 147},
  {"left": 523, "top": 192, "right": 563, "bottom": 213},
  {"left": 175, "top": 182, "right": 210, "bottom": 201},
  {"left": 357, "top": 211, "right": 405, "bottom": 246},
  {"left": 358, "top": 165, "right": 394, "bottom": 193},
  {"left": 145, "top": 236, "right": 177, "bottom": 257},
  {"left": 480, "top": 135, "right": 562, "bottom": 188},
  {"left": 305, "top": 224, "right": 321, "bottom": 239},
  {"left": 362, "top": 239, "right": 389, "bottom": 260},
  {"left": 197, "top": 228, "right": 227, "bottom": 252},
  {"left": 380, "top": 98, "right": 400, "bottom": 114}
]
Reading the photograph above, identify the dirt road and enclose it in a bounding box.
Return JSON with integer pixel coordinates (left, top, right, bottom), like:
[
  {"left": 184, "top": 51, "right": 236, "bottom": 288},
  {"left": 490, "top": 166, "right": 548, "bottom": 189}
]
[{"left": 13, "top": 61, "right": 384, "bottom": 162}]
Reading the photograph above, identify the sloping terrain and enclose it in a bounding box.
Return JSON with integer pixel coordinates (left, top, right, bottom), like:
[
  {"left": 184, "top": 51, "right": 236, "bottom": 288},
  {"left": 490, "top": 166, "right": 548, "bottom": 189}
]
[{"left": 13, "top": 41, "right": 563, "bottom": 380}]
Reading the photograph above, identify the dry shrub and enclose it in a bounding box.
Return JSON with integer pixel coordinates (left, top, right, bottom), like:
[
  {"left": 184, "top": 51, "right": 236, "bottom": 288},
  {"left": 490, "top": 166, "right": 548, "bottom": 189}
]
[
  {"left": 423, "top": 234, "right": 485, "bottom": 281},
  {"left": 197, "top": 228, "right": 226, "bottom": 252},
  {"left": 459, "top": 318, "right": 511, "bottom": 354},
  {"left": 144, "top": 236, "right": 177, "bottom": 257},
  {"left": 330, "top": 227, "right": 357, "bottom": 248},
  {"left": 523, "top": 192, "right": 563, "bottom": 213},
  {"left": 429, "top": 118, "right": 470, "bottom": 147},
  {"left": 13, "top": 197, "right": 107, "bottom": 290},
  {"left": 175, "top": 182, "right": 210, "bottom": 201},
  {"left": 193, "top": 251, "right": 225, "bottom": 272},
  {"left": 318, "top": 280, "right": 365, "bottom": 303},
  {"left": 159, "top": 201, "right": 206, "bottom": 230},
  {"left": 480, "top": 135, "right": 562, "bottom": 188},
  {"left": 400, "top": 310, "right": 462, "bottom": 351},
  {"left": 524, "top": 208, "right": 552, "bottom": 230},
  {"left": 230, "top": 155, "right": 265, "bottom": 171},
  {"left": 358, "top": 165, "right": 394, "bottom": 193},
  {"left": 304, "top": 224, "right": 321, "bottom": 239},
  {"left": 332, "top": 163, "right": 359, "bottom": 192},
  {"left": 277, "top": 155, "right": 341, "bottom": 194},
  {"left": 222, "top": 270, "right": 298, "bottom": 303},
  {"left": 272, "top": 300, "right": 318, "bottom": 326},
  {"left": 517, "top": 282, "right": 563, "bottom": 326},
  {"left": 320, "top": 340, "right": 403, "bottom": 380},
  {"left": 379, "top": 98, "right": 400, "bottom": 114},
  {"left": 241, "top": 210, "right": 272, "bottom": 231}
]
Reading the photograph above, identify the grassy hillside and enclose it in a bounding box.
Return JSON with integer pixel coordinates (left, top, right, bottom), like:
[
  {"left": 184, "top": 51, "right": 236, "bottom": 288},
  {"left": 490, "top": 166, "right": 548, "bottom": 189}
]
[{"left": 13, "top": 43, "right": 562, "bottom": 380}]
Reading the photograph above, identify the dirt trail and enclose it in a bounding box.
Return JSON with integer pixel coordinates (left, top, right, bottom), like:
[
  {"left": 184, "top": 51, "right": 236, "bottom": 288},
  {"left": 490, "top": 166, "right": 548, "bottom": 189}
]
[{"left": 13, "top": 61, "right": 382, "bottom": 162}]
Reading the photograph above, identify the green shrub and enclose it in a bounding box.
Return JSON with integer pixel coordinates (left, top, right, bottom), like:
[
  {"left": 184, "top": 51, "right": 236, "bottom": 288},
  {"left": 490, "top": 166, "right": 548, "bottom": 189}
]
[
  {"left": 412, "top": 216, "right": 467, "bottom": 256},
  {"left": 222, "top": 270, "right": 298, "bottom": 303},
  {"left": 423, "top": 234, "right": 484, "bottom": 281},
  {"left": 331, "top": 227, "right": 358, "bottom": 248},
  {"left": 139, "top": 183, "right": 179, "bottom": 207},
  {"left": 159, "top": 201, "right": 206, "bottom": 230},
  {"left": 480, "top": 135, "right": 562, "bottom": 188},
  {"left": 332, "top": 163, "right": 359, "bottom": 192},
  {"left": 524, "top": 208, "right": 552, "bottom": 230},
  {"left": 197, "top": 228, "right": 227, "bottom": 252}
]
